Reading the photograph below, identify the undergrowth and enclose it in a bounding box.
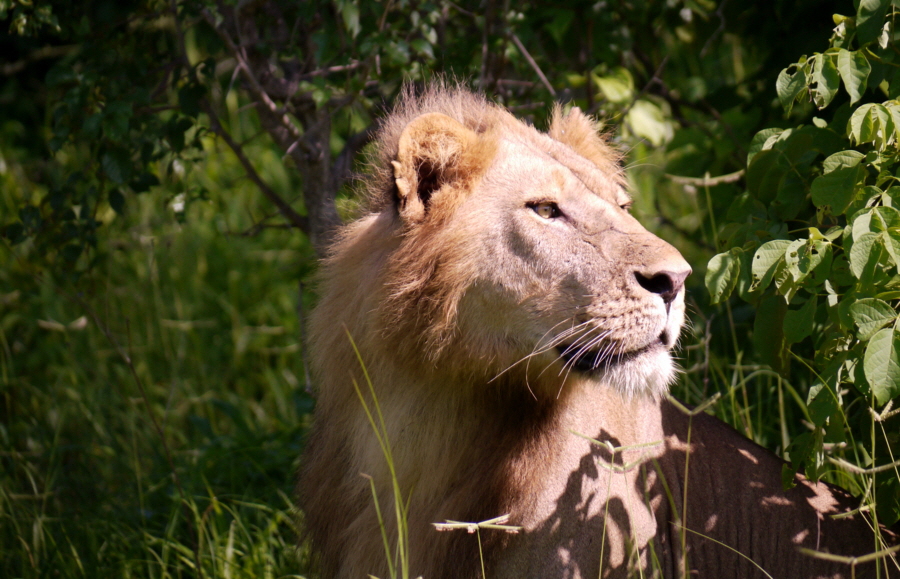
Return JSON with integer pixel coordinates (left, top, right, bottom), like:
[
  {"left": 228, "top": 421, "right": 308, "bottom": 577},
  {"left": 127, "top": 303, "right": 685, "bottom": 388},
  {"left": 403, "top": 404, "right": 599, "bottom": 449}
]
[{"left": 1, "top": 134, "right": 317, "bottom": 577}]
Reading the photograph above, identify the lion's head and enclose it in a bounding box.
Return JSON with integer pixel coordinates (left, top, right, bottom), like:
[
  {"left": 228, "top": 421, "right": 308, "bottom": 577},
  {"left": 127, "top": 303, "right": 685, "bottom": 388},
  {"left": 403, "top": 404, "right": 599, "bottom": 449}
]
[{"left": 338, "top": 86, "right": 690, "bottom": 398}]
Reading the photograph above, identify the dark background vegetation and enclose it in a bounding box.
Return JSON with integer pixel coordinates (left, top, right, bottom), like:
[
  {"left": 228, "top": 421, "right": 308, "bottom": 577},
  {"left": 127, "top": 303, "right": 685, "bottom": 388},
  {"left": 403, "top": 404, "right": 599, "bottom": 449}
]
[{"left": 1, "top": 0, "right": 898, "bottom": 576}]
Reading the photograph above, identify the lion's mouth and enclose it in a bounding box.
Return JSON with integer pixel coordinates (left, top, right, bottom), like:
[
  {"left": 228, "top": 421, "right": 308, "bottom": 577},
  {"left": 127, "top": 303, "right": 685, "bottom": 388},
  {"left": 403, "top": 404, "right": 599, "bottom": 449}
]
[{"left": 556, "top": 338, "right": 665, "bottom": 373}]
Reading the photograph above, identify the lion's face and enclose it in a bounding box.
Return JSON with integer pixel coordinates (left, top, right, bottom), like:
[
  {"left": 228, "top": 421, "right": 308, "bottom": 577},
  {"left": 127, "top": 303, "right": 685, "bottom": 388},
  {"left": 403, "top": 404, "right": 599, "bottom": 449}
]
[{"left": 386, "top": 106, "right": 690, "bottom": 397}]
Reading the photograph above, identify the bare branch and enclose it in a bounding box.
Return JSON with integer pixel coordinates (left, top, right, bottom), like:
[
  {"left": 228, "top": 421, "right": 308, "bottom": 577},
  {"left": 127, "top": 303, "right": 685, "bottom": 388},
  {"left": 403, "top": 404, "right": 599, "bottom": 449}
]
[
  {"left": 200, "top": 7, "right": 311, "bottom": 154},
  {"left": 2, "top": 45, "right": 77, "bottom": 75},
  {"left": 510, "top": 33, "right": 556, "bottom": 97},
  {"left": 205, "top": 106, "right": 311, "bottom": 235}
]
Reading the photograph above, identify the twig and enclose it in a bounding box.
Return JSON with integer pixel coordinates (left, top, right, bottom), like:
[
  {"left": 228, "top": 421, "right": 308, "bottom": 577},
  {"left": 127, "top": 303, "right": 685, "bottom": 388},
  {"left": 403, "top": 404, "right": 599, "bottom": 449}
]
[
  {"left": 204, "top": 105, "right": 311, "bottom": 235},
  {"left": 199, "top": 7, "right": 311, "bottom": 154},
  {"left": 509, "top": 33, "right": 556, "bottom": 97},
  {"left": 2, "top": 45, "right": 77, "bottom": 75},
  {"left": 665, "top": 169, "right": 745, "bottom": 187},
  {"left": 828, "top": 456, "right": 900, "bottom": 475},
  {"left": 700, "top": 0, "right": 729, "bottom": 58},
  {"left": 298, "top": 61, "right": 362, "bottom": 80}
]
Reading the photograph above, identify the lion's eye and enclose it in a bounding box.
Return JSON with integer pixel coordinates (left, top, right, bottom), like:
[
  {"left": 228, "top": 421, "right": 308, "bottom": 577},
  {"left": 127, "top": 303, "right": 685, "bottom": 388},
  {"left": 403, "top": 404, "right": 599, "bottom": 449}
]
[
  {"left": 529, "top": 201, "right": 561, "bottom": 219},
  {"left": 619, "top": 201, "right": 633, "bottom": 211}
]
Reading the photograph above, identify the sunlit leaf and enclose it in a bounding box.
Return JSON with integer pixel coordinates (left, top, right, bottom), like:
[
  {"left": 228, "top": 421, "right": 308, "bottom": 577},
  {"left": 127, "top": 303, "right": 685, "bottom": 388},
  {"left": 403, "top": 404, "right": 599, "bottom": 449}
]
[
  {"left": 836, "top": 49, "right": 871, "bottom": 105},
  {"left": 848, "top": 103, "right": 894, "bottom": 150},
  {"left": 706, "top": 248, "right": 741, "bottom": 304},
  {"left": 863, "top": 326, "right": 900, "bottom": 405},
  {"left": 849, "top": 231, "right": 880, "bottom": 280},
  {"left": 751, "top": 240, "right": 791, "bottom": 292},
  {"left": 593, "top": 67, "right": 634, "bottom": 104},
  {"left": 811, "top": 53, "right": 839, "bottom": 109},
  {"left": 747, "top": 128, "right": 783, "bottom": 165},
  {"left": 850, "top": 298, "right": 897, "bottom": 341},
  {"left": 776, "top": 63, "right": 808, "bottom": 114},
  {"left": 624, "top": 99, "right": 672, "bottom": 146},
  {"left": 822, "top": 150, "right": 864, "bottom": 174}
]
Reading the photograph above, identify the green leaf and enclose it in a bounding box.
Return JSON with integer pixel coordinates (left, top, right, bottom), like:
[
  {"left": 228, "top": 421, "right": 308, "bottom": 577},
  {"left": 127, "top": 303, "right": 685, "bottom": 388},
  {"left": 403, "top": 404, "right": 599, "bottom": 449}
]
[
  {"left": 837, "top": 49, "right": 871, "bottom": 105},
  {"left": 875, "top": 476, "right": 900, "bottom": 527},
  {"left": 785, "top": 238, "right": 832, "bottom": 285},
  {"left": 624, "top": 99, "right": 671, "bottom": 146},
  {"left": 705, "top": 248, "right": 742, "bottom": 304},
  {"left": 593, "top": 67, "right": 634, "bottom": 104},
  {"left": 857, "top": 0, "right": 890, "bottom": 46},
  {"left": 546, "top": 9, "right": 575, "bottom": 45},
  {"left": 848, "top": 103, "right": 895, "bottom": 150},
  {"left": 807, "top": 382, "right": 839, "bottom": 427},
  {"left": 887, "top": 102, "right": 900, "bottom": 140},
  {"left": 812, "top": 53, "right": 839, "bottom": 109},
  {"left": 784, "top": 294, "right": 817, "bottom": 344},
  {"left": 61, "top": 244, "right": 83, "bottom": 263},
  {"left": 850, "top": 298, "right": 897, "bottom": 340},
  {"left": 810, "top": 164, "right": 863, "bottom": 215},
  {"left": 725, "top": 192, "right": 767, "bottom": 222},
  {"left": 822, "top": 150, "right": 864, "bottom": 174},
  {"left": 754, "top": 294, "right": 788, "bottom": 374},
  {"left": 335, "top": 0, "right": 361, "bottom": 38},
  {"left": 863, "top": 326, "right": 900, "bottom": 405},
  {"left": 747, "top": 128, "right": 783, "bottom": 166},
  {"left": 108, "top": 189, "right": 125, "bottom": 214},
  {"left": 746, "top": 148, "right": 787, "bottom": 204},
  {"left": 82, "top": 113, "right": 102, "bottom": 140},
  {"left": 884, "top": 230, "right": 900, "bottom": 272},
  {"left": 751, "top": 240, "right": 791, "bottom": 292},
  {"left": 410, "top": 39, "right": 434, "bottom": 60},
  {"left": 774, "top": 259, "right": 800, "bottom": 302},
  {"left": 871, "top": 206, "right": 900, "bottom": 230},
  {"left": 776, "top": 63, "right": 808, "bottom": 114},
  {"left": 101, "top": 148, "right": 132, "bottom": 185},
  {"left": 770, "top": 170, "right": 807, "bottom": 221},
  {"left": 849, "top": 231, "right": 881, "bottom": 280}
]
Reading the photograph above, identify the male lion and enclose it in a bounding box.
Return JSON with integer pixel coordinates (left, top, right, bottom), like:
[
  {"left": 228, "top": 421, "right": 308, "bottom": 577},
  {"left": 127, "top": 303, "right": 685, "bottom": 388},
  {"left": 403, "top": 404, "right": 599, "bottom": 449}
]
[{"left": 299, "top": 87, "right": 898, "bottom": 579}]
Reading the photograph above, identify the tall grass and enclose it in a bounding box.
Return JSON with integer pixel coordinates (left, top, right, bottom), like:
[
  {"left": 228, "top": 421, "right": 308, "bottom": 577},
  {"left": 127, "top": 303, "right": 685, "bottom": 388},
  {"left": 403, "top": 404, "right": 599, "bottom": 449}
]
[{"left": 1, "top": 131, "right": 318, "bottom": 577}]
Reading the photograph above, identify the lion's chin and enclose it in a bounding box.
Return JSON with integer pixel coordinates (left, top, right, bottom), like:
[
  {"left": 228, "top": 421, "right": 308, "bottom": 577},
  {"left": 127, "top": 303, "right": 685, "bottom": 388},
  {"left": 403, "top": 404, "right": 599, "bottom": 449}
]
[{"left": 557, "top": 342, "right": 675, "bottom": 398}]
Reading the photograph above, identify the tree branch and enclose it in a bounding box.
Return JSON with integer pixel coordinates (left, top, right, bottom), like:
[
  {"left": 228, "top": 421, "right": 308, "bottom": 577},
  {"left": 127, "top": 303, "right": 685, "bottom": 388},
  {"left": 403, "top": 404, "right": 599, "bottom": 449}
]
[
  {"left": 510, "top": 33, "right": 556, "bottom": 97},
  {"left": 200, "top": 7, "right": 311, "bottom": 154},
  {"left": 204, "top": 104, "right": 311, "bottom": 235}
]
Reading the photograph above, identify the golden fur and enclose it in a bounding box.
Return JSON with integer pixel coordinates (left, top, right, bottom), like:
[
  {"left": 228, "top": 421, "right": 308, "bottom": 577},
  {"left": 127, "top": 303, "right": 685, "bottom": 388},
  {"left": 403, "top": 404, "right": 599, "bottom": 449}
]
[{"left": 298, "top": 86, "right": 897, "bottom": 579}]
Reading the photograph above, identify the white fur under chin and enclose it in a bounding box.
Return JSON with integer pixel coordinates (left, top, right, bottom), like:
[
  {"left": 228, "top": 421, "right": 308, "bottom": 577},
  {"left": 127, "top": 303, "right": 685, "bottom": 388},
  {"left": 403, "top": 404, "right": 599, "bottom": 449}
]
[{"left": 596, "top": 347, "right": 676, "bottom": 398}]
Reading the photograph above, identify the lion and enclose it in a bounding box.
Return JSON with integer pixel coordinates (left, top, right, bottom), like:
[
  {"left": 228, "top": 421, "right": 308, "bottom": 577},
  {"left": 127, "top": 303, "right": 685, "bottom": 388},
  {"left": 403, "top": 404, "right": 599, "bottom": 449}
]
[{"left": 298, "top": 86, "right": 898, "bottom": 579}]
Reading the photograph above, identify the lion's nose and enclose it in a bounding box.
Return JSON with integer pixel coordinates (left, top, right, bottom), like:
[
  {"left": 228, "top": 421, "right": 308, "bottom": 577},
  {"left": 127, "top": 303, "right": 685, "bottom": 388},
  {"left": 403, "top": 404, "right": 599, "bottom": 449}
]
[{"left": 635, "top": 268, "right": 691, "bottom": 305}]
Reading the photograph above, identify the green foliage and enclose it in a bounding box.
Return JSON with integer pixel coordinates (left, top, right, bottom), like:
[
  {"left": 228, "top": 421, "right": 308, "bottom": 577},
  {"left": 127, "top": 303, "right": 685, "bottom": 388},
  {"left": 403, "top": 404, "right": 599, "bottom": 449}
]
[
  {"left": 1, "top": 0, "right": 60, "bottom": 36},
  {"left": 707, "top": 0, "right": 900, "bottom": 526}
]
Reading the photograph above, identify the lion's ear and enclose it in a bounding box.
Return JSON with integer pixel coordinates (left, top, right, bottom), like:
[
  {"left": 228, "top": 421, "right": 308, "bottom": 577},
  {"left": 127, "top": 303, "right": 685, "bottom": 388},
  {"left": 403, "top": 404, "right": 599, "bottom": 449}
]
[{"left": 392, "top": 112, "right": 478, "bottom": 223}]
